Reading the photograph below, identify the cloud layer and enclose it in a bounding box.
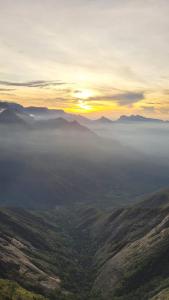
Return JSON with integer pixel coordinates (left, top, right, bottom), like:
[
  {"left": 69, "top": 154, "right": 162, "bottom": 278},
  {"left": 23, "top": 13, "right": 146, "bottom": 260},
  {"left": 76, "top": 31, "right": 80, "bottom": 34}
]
[
  {"left": 88, "top": 92, "right": 145, "bottom": 106},
  {"left": 0, "top": 80, "right": 67, "bottom": 88}
]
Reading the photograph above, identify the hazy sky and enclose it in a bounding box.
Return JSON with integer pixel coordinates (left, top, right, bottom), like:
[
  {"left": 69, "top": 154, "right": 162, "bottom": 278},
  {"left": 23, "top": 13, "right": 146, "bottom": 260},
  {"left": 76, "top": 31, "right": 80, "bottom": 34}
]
[{"left": 0, "top": 0, "right": 169, "bottom": 118}]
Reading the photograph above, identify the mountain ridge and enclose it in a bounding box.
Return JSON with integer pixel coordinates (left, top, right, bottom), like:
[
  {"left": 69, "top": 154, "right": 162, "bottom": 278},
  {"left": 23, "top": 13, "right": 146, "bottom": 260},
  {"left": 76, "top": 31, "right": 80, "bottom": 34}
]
[{"left": 0, "top": 101, "right": 168, "bottom": 123}]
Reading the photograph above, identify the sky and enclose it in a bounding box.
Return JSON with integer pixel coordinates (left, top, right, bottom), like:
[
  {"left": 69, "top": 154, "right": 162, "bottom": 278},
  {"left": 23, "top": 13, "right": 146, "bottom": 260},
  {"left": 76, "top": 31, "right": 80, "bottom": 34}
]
[{"left": 0, "top": 0, "right": 169, "bottom": 119}]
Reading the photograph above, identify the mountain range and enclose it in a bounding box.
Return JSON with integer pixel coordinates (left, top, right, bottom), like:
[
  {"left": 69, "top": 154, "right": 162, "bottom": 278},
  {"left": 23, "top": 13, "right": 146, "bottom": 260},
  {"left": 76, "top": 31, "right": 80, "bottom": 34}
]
[{"left": 0, "top": 101, "right": 167, "bottom": 124}]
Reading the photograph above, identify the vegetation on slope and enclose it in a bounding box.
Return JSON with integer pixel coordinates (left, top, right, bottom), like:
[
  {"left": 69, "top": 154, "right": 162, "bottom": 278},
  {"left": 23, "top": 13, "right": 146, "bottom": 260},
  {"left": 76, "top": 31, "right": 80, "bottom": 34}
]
[{"left": 0, "top": 279, "right": 46, "bottom": 300}]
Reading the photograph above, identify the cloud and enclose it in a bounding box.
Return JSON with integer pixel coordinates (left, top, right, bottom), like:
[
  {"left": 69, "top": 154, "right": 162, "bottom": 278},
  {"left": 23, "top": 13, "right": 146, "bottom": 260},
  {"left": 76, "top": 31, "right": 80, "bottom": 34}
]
[
  {"left": 159, "top": 107, "right": 169, "bottom": 114},
  {"left": 0, "top": 88, "right": 16, "bottom": 91},
  {"left": 113, "top": 92, "right": 144, "bottom": 106},
  {"left": 0, "top": 80, "right": 67, "bottom": 88},
  {"left": 162, "top": 89, "right": 169, "bottom": 95},
  {"left": 88, "top": 91, "right": 145, "bottom": 106},
  {"left": 141, "top": 106, "right": 155, "bottom": 113}
]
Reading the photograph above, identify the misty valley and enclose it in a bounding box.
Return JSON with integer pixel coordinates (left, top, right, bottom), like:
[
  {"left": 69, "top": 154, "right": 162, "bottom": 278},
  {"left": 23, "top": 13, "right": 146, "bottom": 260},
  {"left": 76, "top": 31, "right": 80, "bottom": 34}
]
[{"left": 0, "top": 104, "right": 169, "bottom": 299}]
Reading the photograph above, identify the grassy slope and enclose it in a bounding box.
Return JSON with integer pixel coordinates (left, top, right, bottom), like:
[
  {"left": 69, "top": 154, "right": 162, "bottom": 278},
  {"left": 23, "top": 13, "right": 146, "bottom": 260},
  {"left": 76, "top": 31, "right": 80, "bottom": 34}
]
[{"left": 0, "top": 279, "right": 46, "bottom": 300}]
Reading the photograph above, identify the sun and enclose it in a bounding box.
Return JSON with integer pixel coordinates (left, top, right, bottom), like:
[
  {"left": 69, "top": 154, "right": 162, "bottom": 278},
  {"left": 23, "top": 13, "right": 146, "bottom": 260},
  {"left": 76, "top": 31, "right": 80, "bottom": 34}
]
[
  {"left": 78, "top": 100, "right": 91, "bottom": 111},
  {"left": 74, "top": 89, "right": 93, "bottom": 100},
  {"left": 73, "top": 89, "right": 94, "bottom": 111}
]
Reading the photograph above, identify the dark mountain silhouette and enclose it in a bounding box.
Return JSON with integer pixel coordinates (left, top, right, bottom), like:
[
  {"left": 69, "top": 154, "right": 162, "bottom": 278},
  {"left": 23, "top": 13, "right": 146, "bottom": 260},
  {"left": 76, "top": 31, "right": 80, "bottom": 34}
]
[
  {"left": 0, "top": 109, "right": 26, "bottom": 125},
  {"left": 0, "top": 101, "right": 24, "bottom": 112}
]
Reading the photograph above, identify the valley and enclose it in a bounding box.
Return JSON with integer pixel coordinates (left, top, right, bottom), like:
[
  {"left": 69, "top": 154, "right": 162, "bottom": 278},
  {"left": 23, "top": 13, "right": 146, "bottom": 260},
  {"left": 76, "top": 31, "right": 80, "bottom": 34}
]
[
  {"left": 1, "top": 190, "right": 169, "bottom": 299},
  {"left": 0, "top": 106, "right": 169, "bottom": 299}
]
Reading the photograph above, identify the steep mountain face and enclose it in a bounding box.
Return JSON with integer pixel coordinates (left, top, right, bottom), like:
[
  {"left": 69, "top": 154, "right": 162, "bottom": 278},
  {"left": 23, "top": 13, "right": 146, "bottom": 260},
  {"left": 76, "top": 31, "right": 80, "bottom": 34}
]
[
  {"left": 90, "top": 190, "right": 169, "bottom": 300},
  {"left": 0, "top": 207, "right": 84, "bottom": 299},
  {"left": 0, "top": 208, "right": 60, "bottom": 292}
]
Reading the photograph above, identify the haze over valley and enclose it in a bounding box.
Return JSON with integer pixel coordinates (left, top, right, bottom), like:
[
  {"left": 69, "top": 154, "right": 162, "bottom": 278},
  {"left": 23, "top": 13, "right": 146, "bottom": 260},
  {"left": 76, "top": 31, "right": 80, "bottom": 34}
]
[{"left": 0, "top": 103, "right": 168, "bottom": 299}]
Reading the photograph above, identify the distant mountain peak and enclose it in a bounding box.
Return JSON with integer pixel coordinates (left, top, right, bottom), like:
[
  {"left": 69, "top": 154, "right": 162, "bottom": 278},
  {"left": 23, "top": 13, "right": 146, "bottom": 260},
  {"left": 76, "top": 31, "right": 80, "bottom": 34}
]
[
  {"left": 118, "top": 114, "right": 163, "bottom": 123},
  {"left": 95, "top": 116, "right": 113, "bottom": 123}
]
